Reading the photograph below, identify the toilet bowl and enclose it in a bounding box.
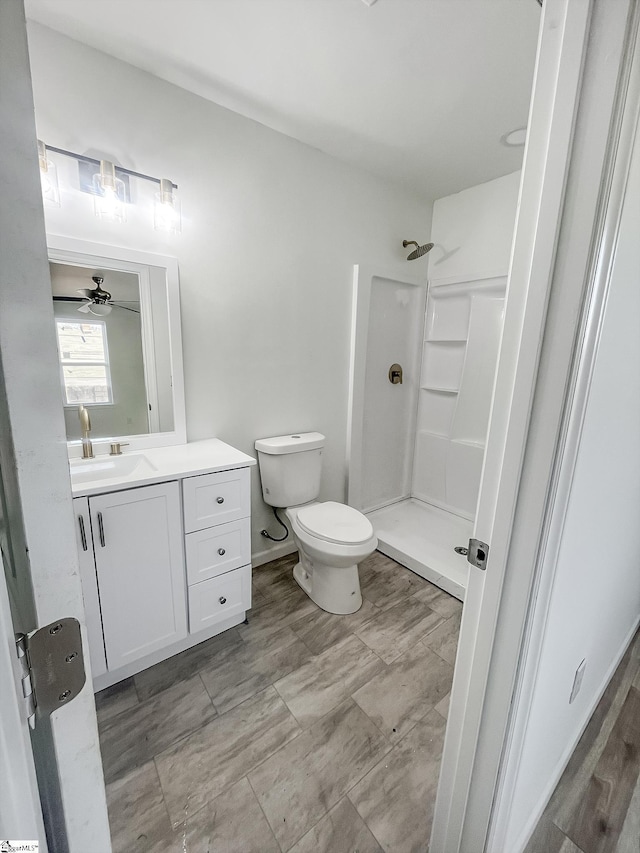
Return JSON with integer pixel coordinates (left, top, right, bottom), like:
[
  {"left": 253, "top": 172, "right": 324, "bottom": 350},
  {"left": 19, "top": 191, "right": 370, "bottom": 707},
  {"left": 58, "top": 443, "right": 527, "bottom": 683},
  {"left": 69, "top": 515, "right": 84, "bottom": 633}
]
[
  {"left": 286, "top": 501, "right": 377, "bottom": 614},
  {"left": 254, "top": 432, "right": 377, "bottom": 615}
]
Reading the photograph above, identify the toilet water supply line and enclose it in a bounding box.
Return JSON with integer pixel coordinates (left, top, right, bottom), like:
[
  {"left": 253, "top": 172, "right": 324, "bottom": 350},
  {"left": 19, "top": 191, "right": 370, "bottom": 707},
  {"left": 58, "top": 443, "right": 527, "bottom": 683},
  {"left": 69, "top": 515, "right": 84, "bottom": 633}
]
[{"left": 261, "top": 507, "right": 290, "bottom": 542}]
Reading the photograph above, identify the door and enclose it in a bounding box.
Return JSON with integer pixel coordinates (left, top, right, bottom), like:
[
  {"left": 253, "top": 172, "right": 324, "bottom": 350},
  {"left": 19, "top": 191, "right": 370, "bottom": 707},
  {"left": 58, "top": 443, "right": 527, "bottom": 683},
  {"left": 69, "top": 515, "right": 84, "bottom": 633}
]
[
  {"left": 430, "top": 0, "right": 639, "bottom": 850},
  {"left": 90, "top": 482, "right": 187, "bottom": 670},
  {"left": 0, "top": 3, "right": 111, "bottom": 850}
]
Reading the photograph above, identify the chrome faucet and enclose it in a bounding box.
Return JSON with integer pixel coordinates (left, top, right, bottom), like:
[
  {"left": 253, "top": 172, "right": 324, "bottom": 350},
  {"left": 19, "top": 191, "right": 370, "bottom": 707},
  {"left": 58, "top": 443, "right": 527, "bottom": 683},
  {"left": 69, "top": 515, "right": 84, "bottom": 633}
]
[{"left": 78, "top": 405, "right": 94, "bottom": 459}]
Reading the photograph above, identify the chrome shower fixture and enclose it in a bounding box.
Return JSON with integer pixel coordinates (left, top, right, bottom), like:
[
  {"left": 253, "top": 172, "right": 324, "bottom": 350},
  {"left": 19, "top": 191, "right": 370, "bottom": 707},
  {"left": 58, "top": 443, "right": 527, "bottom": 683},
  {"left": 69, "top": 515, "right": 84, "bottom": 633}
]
[{"left": 402, "top": 239, "right": 434, "bottom": 260}]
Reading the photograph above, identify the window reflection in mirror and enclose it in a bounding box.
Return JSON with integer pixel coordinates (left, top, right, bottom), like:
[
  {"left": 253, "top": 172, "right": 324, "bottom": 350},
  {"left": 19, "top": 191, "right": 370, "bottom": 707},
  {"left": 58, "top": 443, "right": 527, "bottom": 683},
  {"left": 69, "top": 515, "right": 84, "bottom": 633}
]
[{"left": 50, "top": 261, "right": 175, "bottom": 441}]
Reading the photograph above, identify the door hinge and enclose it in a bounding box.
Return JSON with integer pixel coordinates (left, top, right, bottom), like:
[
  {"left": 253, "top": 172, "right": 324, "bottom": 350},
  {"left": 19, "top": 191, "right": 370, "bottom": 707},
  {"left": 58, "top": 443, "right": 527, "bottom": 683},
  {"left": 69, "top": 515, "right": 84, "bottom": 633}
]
[
  {"left": 467, "top": 538, "right": 490, "bottom": 571},
  {"left": 15, "top": 617, "right": 86, "bottom": 729}
]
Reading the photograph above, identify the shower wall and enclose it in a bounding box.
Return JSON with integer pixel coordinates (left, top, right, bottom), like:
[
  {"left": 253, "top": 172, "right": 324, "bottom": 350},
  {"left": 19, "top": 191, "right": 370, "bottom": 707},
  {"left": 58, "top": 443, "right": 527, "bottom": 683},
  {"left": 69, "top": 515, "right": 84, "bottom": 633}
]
[
  {"left": 350, "top": 171, "right": 521, "bottom": 530},
  {"left": 412, "top": 276, "right": 506, "bottom": 518},
  {"left": 360, "top": 275, "right": 426, "bottom": 511}
]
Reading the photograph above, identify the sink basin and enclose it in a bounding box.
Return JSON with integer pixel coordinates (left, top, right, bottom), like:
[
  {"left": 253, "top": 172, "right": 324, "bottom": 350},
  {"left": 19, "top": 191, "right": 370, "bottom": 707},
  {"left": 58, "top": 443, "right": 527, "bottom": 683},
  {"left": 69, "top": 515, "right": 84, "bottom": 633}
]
[{"left": 69, "top": 453, "right": 158, "bottom": 485}]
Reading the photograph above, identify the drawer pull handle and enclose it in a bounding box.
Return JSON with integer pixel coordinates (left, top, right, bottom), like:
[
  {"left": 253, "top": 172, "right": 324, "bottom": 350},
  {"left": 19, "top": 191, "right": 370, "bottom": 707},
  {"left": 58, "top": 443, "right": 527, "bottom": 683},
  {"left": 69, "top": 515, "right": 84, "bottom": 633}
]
[
  {"left": 216, "top": 497, "right": 224, "bottom": 504},
  {"left": 97, "top": 512, "right": 106, "bottom": 547},
  {"left": 218, "top": 548, "right": 226, "bottom": 556},
  {"left": 219, "top": 596, "right": 227, "bottom": 605}
]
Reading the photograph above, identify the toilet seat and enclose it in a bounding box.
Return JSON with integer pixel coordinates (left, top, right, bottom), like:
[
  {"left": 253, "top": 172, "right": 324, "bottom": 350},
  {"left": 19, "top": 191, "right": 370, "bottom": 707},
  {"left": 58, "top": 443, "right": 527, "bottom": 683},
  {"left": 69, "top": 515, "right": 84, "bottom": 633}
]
[{"left": 296, "top": 501, "right": 373, "bottom": 546}]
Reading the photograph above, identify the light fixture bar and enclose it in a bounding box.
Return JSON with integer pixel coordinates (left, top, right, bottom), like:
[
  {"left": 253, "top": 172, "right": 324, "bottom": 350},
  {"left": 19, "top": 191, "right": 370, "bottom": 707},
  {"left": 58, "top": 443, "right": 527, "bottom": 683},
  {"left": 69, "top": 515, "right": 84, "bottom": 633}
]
[{"left": 43, "top": 144, "right": 178, "bottom": 190}]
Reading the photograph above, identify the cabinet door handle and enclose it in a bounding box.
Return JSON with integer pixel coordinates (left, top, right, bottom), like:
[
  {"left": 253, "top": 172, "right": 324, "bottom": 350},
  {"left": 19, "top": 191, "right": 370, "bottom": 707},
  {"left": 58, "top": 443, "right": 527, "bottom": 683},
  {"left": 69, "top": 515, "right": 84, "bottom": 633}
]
[
  {"left": 97, "top": 512, "right": 105, "bottom": 548},
  {"left": 78, "top": 515, "right": 88, "bottom": 552},
  {"left": 219, "top": 596, "right": 227, "bottom": 605},
  {"left": 216, "top": 497, "right": 224, "bottom": 504},
  {"left": 218, "top": 548, "right": 226, "bottom": 556}
]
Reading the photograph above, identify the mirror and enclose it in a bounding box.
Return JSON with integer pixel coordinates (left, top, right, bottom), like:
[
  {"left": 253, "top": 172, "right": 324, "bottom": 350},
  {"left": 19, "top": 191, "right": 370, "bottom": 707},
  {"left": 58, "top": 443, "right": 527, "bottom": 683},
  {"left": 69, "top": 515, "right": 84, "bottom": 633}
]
[{"left": 47, "top": 236, "right": 186, "bottom": 453}]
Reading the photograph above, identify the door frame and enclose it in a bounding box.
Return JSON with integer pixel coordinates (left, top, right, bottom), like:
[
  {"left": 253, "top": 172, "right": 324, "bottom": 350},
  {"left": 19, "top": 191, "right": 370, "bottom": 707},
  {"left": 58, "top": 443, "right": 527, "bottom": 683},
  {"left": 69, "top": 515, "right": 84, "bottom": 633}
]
[
  {"left": 431, "top": 0, "right": 640, "bottom": 850},
  {"left": 487, "top": 7, "right": 640, "bottom": 850},
  {"left": 0, "top": 2, "right": 111, "bottom": 850},
  {"left": 0, "top": 549, "right": 46, "bottom": 845}
]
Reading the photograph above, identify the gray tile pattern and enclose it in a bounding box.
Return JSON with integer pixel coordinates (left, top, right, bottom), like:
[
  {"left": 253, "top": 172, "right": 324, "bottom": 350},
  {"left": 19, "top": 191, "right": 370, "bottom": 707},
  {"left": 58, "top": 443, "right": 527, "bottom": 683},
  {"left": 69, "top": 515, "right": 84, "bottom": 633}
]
[
  {"left": 149, "top": 778, "right": 281, "bottom": 853},
  {"left": 106, "top": 761, "right": 173, "bottom": 853},
  {"left": 352, "top": 643, "right": 453, "bottom": 742},
  {"left": 95, "top": 676, "right": 139, "bottom": 725},
  {"left": 199, "top": 626, "right": 313, "bottom": 714},
  {"left": 288, "top": 797, "right": 384, "bottom": 853},
  {"left": 422, "top": 610, "right": 462, "bottom": 666},
  {"left": 273, "top": 633, "right": 385, "bottom": 727},
  {"left": 156, "top": 685, "right": 301, "bottom": 827},
  {"left": 348, "top": 710, "right": 448, "bottom": 853},
  {"left": 99, "top": 675, "right": 217, "bottom": 784},
  {"left": 97, "top": 550, "right": 462, "bottom": 852},
  {"left": 354, "top": 595, "right": 445, "bottom": 664},
  {"left": 248, "top": 699, "right": 391, "bottom": 851},
  {"left": 133, "top": 627, "right": 242, "bottom": 702}
]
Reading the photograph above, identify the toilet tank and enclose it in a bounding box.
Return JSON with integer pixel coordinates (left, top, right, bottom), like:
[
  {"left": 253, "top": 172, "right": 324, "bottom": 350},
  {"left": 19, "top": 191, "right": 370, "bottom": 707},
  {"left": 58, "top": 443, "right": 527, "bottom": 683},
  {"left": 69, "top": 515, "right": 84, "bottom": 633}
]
[{"left": 254, "top": 432, "right": 325, "bottom": 507}]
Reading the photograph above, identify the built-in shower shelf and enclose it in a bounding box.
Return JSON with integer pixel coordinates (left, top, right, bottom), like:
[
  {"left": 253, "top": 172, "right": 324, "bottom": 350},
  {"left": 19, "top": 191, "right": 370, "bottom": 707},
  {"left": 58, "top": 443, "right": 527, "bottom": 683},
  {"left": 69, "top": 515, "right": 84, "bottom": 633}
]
[
  {"left": 421, "top": 385, "right": 459, "bottom": 394},
  {"left": 424, "top": 338, "right": 468, "bottom": 344}
]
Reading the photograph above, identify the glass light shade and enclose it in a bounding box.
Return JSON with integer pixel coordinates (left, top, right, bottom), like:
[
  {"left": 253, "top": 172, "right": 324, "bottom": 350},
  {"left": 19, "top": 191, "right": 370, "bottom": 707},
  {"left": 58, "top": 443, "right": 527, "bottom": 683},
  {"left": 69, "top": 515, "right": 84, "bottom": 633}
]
[
  {"left": 87, "top": 302, "right": 112, "bottom": 317},
  {"left": 154, "top": 179, "right": 181, "bottom": 234},
  {"left": 93, "top": 160, "right": 126, "bottom": 223},
  {"left": 37, "top": 140, "right": 60, "bottom": 207}
]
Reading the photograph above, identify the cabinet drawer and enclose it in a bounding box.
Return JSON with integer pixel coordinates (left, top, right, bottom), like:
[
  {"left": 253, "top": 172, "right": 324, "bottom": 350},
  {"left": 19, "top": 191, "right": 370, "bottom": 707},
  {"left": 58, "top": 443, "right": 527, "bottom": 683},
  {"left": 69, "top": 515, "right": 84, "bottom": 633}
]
[
  {"left": 188, "top": 566, "right": 251, "bottom": 633},
  {"left": 185, "top": 518, "right": 251, "bottom": 585},
  {"left": 183, "top": 468, "right": 250, "bottom": 533}
]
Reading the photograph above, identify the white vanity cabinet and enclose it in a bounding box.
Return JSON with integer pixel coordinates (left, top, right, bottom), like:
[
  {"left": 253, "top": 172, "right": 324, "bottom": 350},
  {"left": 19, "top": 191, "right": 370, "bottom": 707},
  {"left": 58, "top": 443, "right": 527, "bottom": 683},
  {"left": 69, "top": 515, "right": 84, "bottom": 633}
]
[
  {"left": 91, "top": 483, "right": 187, "bottom": 671},
  {"left": 182, "top": 467, "right": 252, "bottom": 632},
  {"left": 71, "top": 441, "right": 255, "bottom": 691},
  {"left": 74, "top": 483, "right": 187, "bottom": 674}
]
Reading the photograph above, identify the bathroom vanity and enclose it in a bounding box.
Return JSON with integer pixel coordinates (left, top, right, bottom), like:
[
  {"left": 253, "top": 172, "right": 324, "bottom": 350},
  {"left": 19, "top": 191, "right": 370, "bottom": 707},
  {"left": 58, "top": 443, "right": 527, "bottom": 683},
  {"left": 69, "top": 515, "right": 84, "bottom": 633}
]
[{"left": 70, "top": 439, "right": 255, "bottom": 691}]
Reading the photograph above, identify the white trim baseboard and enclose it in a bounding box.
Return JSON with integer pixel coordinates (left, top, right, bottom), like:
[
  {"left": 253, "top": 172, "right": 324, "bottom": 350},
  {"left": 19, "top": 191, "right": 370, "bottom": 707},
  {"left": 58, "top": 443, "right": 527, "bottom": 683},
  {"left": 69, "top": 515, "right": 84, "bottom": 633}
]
[{"left": 251, "top": 541, "right": 297, "bottom": 568}]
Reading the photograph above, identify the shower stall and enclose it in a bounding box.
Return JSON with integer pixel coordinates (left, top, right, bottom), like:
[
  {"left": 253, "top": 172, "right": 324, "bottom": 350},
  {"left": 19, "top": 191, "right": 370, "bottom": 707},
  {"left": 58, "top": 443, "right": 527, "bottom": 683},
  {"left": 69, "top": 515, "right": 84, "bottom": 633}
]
[{"left": 347, "top": 264, "right": 506, "bottom": 599}]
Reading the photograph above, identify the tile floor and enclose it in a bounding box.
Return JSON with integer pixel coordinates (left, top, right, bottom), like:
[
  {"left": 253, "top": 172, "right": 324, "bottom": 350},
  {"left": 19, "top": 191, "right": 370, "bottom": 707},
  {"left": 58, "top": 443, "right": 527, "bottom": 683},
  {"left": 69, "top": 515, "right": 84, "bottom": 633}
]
[{"left": 96, "top": 550, "right": 462, "bottom": 853}]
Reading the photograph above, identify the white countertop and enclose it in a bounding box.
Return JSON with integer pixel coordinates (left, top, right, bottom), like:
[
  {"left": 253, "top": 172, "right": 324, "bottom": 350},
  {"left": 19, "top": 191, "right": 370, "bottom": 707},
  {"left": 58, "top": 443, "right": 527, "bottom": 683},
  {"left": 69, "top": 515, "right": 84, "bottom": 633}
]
[{"left": 70, "top": 438, "right": 256, "bottom": 497}]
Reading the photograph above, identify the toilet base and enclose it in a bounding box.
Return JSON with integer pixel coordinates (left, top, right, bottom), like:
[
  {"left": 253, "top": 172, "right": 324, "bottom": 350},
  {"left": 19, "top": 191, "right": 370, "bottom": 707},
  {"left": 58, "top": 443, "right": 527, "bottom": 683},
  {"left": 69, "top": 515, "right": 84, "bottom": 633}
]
[{"left": 293, "top": 557, "right": 362, "bottom": 615}]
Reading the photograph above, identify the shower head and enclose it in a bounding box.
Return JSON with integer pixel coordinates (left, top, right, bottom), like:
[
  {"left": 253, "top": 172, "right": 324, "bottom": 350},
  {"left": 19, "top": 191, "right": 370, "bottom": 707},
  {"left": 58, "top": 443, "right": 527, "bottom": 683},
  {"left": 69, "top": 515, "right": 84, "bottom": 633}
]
[{"left": 402, "top": 239, "right": 434, "bottom": 260}]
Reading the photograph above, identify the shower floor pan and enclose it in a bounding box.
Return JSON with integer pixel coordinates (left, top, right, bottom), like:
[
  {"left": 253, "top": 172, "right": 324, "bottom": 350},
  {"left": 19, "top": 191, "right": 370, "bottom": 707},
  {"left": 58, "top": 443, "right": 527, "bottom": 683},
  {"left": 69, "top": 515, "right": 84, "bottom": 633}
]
[{"left": 366, "top": 498, "right": 471, "bottom": 601}]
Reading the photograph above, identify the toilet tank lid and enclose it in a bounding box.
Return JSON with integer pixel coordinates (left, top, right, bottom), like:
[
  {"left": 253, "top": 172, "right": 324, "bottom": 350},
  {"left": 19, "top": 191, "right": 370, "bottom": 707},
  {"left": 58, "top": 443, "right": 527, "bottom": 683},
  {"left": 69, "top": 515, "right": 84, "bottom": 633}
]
[{"left": 254, "top": 432, "right": 325, "bottom": 455}]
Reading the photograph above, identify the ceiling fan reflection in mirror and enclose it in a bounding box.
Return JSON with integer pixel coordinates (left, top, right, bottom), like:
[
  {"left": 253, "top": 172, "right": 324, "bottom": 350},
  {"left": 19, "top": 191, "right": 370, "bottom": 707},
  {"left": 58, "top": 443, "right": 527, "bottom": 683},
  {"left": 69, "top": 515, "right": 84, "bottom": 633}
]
[{"left": 53, "top": 275, "right": 140, "bottom": 317}]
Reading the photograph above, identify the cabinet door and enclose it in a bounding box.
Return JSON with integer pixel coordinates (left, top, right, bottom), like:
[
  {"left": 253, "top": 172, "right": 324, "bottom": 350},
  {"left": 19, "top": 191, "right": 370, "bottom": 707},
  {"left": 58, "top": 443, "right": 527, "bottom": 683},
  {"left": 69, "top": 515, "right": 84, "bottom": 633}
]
[
  {"left": 90, "top": 482, "right": 187, "bottom": 671},
  {"left": 73, "top": 496, "right": 107, "bottom": 678}
]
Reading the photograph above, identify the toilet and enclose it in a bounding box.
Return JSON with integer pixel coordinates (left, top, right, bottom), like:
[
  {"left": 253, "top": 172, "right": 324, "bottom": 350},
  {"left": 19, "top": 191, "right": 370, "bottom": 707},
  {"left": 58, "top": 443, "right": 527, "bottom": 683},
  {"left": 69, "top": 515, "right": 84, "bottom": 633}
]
[{"left": 254, "top": 432, "right": 377, "bottom": 614}]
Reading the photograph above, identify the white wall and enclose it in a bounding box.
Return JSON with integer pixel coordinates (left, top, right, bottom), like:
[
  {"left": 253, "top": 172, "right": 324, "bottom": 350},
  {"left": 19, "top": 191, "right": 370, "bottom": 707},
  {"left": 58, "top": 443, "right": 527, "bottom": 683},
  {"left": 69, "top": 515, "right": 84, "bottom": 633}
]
[
  {"left": 26, "top": 22, "right": 431, "bottom": 561},
  {"left": 504, "top": 115, "right": 640, "bottom": 851},
  {"left": 428, "top": 170, "right": 522, "bottom": 280}
]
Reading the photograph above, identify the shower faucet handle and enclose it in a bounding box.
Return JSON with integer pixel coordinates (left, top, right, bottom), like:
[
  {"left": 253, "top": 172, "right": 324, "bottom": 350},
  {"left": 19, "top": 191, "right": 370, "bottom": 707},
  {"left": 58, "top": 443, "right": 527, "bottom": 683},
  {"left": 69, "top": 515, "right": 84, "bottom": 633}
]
[{"left": 389, "top": 363, "right": 403, "bottom": 384}]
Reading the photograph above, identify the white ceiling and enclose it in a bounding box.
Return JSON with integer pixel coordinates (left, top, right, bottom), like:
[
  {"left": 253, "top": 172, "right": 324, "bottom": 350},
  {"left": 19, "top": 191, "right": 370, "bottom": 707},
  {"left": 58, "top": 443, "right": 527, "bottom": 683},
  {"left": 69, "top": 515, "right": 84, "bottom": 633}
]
[{"left": 26, "top": 0, "right": 541, "bottom": 201}]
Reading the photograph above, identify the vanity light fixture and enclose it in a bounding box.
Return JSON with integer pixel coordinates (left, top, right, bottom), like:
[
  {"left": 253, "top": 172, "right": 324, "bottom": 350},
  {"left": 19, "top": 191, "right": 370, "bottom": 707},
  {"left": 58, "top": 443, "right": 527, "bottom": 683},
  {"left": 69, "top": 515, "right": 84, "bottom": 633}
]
[
  {"left": 154, "top": 178, "right": 182, "bottom": 234},
  {"left": 37, "top": 139, "right": 60, "bottom": 207},
  {"left": 93, "top": 160, "right": 127, "bottom": 223},
  {"left": 38, "top": 142, "right": 179, "bottom": 232}
]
